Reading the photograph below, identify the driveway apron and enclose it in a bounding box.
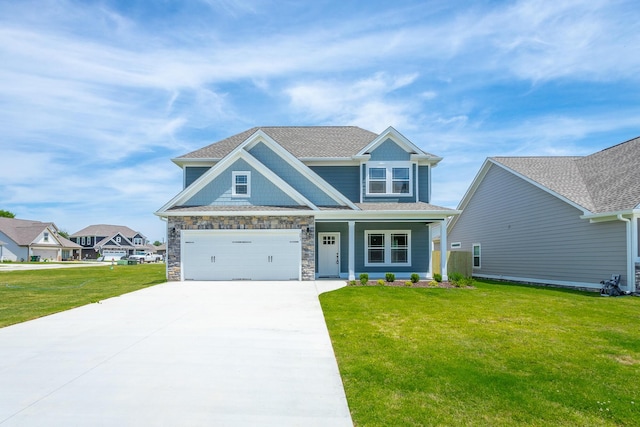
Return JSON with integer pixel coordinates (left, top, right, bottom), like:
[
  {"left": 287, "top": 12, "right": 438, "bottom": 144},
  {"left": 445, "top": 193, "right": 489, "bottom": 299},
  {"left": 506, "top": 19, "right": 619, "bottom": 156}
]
[{"left": 0, "top": 281, "right": 352, "bottom": 426}]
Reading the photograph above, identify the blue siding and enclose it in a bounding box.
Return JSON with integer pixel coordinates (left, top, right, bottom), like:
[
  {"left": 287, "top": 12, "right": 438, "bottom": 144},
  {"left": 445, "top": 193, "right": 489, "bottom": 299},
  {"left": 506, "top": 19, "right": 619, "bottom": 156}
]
[
  {"left": 310, "top": 166, "right": 360, "bottom": 202},
  {"left": 183, "top": 158, "right": 299, "bottom": 206},
  {"left": 355, "top": 222, "right": 430, "bottom": 274},
  {"left": 316, "top": 222, "right": 349, "bottom": 273},
  {"left": 361, "top": 163, "right": 418, "bottom": 203},
  {"left": 418, "top": 165, "right": 429, "bottom": 202},
  {"left": 249, "top": 143, "right": 338, "bottom": 206},
  {"left": 369, "top": 138, "right": 411, "bottom": 161},
  {"left": 185, "top": 166, "right": 210, "bottom": 188}
]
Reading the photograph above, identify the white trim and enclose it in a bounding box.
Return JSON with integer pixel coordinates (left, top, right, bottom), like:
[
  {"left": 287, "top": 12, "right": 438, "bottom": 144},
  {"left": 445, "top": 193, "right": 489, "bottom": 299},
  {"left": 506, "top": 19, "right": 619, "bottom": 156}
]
[
  {"left": 364, "top": 230, "right": 411, "bottom": 267},
  {"left": 318, "top": 232, "right": 341, "bottom": 277},
  {"left": 365, "top": 161, "right": 413, "bottom": 197},
  {"left": 356, "top": 126, "right": 442, "bottom": 165},
  {"left": 232, "top": 171, "right": 251, "bottom": 197},
  {"left": 472, "top": 243, "right": 481, "bottom": 269},
  {"left": 348, "top": 221, "right": 355, "bottom": 281}
]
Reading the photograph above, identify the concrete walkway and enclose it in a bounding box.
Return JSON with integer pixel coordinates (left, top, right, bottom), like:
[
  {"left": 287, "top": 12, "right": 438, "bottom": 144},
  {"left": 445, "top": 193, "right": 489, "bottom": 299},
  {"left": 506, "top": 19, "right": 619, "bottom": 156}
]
[{"left": 0, "top": 281, "right": 352, "bottom": 426}]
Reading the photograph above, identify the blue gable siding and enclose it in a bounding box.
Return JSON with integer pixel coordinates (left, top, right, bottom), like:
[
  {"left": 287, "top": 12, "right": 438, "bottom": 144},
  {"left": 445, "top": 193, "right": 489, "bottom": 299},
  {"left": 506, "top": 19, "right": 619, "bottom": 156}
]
[
  {"left": 369, "top": 138, "right": 411, "bottom": 161},
  {"left": 418, "top": 165, "right": 429, "bottom": 203},
  {"left": 184, "top": 166, "right": 210, "bottom": 188},
  {"left": 249, "top": 142, "right": 338, "bottom": 206},
  {"left": 309, "top": 166, "right": 360, "bottom": 202},
  {"left": 183, "top": 159, "right": 299, "bottom": 207}
]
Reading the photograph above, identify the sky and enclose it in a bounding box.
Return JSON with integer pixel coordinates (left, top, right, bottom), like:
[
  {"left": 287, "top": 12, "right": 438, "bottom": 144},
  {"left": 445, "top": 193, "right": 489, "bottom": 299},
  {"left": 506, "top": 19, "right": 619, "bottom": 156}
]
[{"left": 1, "top": 0, "right": 639, "bottom": 243}]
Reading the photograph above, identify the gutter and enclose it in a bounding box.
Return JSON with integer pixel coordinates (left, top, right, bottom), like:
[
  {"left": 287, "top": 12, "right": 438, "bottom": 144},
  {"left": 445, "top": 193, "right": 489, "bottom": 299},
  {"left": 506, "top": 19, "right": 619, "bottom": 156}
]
[{"left": 616, "top": 214, "right": 635, "bottom": 294}]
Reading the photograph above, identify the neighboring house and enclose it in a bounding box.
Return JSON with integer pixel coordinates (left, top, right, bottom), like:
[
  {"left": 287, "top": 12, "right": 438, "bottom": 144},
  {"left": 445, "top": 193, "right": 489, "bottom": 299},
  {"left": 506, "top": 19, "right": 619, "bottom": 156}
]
[
  {"left": 448, "top": 136, "right": 640, "bottom": 293},
  {"left": 70, "top": 224, "right": 150, "bottom": 261},
  {"left": 156, "top": 126, "right": 459, "bottom": 281},
  {"left": 0, "top": 217, "right": 81, "bottom": 261}
]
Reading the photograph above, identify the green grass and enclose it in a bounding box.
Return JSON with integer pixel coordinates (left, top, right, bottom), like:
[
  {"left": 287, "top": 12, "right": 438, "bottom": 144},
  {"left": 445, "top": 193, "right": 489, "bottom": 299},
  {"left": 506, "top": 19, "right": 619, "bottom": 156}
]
[
  {"left": 0, "top": 264, "right": 165, "bottom": 328},
  {"left": 320, "top": 280, "right": 640, "bottom": 426}
]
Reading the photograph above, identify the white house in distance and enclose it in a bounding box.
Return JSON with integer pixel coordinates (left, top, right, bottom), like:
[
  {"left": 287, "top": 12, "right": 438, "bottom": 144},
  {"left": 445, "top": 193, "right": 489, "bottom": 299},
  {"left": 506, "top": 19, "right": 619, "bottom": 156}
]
[
  {"left": 448, "top": 136, "right": 640, "bottom": 293},
  {"left": 0, "top": 217, "right": 81, "bottom": 261}
]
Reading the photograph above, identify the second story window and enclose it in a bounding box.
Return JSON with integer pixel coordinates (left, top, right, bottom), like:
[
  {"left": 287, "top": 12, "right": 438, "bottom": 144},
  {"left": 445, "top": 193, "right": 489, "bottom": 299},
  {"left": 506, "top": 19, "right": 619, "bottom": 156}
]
[
  {"left": 115, "top": 236, "right": 121, "bottom": 243},
  {"left": 366, "top": 163, "right": 412, "bottom": 196},
  {"left": 232, "top": 171, "right": 250, "bottom": 197},
  {"left": 44, "top": 232, "right": 49, "bottom": 242}
]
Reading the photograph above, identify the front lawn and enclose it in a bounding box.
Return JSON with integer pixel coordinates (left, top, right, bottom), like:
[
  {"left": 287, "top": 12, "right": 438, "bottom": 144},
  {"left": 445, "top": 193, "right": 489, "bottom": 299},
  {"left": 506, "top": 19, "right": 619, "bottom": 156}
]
[
  {"left": 320, "top": 281, "right": 640, "bottom": 426},
  {"left": 0, "top": 264, "right": 165, "bottom": 328}
]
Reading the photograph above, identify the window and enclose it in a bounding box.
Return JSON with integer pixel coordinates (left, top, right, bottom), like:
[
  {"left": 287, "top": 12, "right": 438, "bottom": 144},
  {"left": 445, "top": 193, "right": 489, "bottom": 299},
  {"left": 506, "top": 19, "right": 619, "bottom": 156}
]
[
  {"left": 366, "top": 163, "right": 412, "bottom": 196},
  {"left": 450, "top": 242, "right": 461, "bottom": 249},
  {"left": 81, "top": 236, "right": 85, "bottom": 245},
  {"left": 472, "top": 244, "right": 481, "bottom": 268},
  {"left": 86, "top": 236, "right": 92, "bottom": 245},
  {"left": 133, "top": 237, "right": 143, "bottom": 245},
  {"left": 115, "top": 236, "right": 121, "bottom": 243},
  {"left": 44, "top": 232, "right": 49, "bottom": 242},
  {"left": 365, "top": 230, "right": 411, "bottom": 266},
  {"left": 232, "top": 171, "right": 251, "bottom": 197}
]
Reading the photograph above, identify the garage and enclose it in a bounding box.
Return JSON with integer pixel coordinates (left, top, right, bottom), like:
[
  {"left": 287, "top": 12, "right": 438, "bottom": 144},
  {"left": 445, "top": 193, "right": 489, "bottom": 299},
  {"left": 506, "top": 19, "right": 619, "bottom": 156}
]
[
  {"left": 31, "top": 248, "right": 59, "bottom": 261},
  {"left": 181, "top": 229, "right": 301, "bottom": 281}
]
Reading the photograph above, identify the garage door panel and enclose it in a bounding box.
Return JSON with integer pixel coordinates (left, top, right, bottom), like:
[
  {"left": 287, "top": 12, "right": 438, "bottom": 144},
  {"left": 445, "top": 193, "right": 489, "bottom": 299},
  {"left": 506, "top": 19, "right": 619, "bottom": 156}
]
[{"left": 182, "top": 230, "right": 301, "bottom": 281}]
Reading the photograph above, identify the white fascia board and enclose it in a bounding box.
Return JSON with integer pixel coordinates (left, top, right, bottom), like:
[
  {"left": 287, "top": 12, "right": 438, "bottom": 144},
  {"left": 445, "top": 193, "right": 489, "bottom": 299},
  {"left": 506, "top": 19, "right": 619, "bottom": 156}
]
[
  {"left": 314, "top": 209, "right": 460, "bottom": 221},
  {"left": 159, "top": 209, "right": 316, "bottom": 217},
  {"left": 581, "top": 209, "right": 636, "bottom": 223},
  {"left": 156, "top": 149, "right": 318, "bottom": 214},
  {"left": 411, "top": 154, "right": 442, "bottom": 165},
  {"left": 242, "top": 130, "right": 359, "bottom": 210},
  {"left": 171, "top": 157, "right": 220, "bottom": 168}
]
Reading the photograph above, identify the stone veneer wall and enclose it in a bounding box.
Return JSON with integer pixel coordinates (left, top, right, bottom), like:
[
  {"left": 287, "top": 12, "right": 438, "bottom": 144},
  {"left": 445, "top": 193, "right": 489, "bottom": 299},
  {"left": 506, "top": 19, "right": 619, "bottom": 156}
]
[{"left": 166, "top": 215, "right": 315, "bottom": 281}]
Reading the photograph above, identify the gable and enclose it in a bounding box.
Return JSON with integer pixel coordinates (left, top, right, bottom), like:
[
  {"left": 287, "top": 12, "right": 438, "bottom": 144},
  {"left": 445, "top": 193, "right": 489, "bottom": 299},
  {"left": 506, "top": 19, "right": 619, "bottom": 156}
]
[
  {"left": 182, "top": 158, "right": 302, "bottom": 207},
  {"left": 369, "top": 138, "right": 412, "bottom": 161},
  {"left": 248, "top": 142, "right": 340, "bottom": 206}
]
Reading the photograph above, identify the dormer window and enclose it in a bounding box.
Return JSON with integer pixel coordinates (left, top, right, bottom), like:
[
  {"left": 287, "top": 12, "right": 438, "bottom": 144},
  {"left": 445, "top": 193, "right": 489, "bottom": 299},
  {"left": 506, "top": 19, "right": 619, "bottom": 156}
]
[
  {"left": 366, "top": 163, "right": 412, "bottom": 196},
  {"left": 232, "top": 171, "right": 251, "bottom": 197}
]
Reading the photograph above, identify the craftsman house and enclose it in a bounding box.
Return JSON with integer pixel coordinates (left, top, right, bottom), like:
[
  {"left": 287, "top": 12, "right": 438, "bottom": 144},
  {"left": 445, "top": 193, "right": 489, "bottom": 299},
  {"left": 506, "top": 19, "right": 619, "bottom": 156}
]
[
  {"left": 156, "top": 126, "right": 459, "bottom": 281},
  {"left": 0, "top": 217, "right": 81, "bottom": 261},
  {"left": 70, "top": 224, "right": 151, "bottom": 261}
]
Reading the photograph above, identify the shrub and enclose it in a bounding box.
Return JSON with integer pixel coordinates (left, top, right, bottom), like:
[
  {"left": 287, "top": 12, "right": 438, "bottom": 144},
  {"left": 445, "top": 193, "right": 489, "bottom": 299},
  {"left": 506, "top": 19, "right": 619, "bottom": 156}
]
[
  {"left": 448, "top": 272, "right": 464, "bottom": 284},
  {"left": 385, "top": 272, "right": 395, "bottom": 282},
  {"left": 359, "top": 273, "right": 369, "bottom": 285},
  {"left": 349, "top": 280, "right": 357, "bottom": 286},
  {"left": 433, "top": 273, "right": 442, "bottom": 282},
  {"left": 410, "top": 273, "right": 420, "bottom": 283},
  {"left": 405, "top": 281, "right": 413, "bottom": 287},
  {"left": 377, "top": 279, "right": 385, "bottom": 286},
  {"left": 428, "top": 280, "right": 439, "bottom": 287}
]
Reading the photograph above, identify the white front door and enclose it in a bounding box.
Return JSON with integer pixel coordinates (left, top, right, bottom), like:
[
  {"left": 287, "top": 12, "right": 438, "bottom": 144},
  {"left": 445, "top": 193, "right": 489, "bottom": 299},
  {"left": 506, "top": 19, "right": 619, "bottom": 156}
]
[{"left": 318, "top": 233, "right": 340, "bottom": 277}]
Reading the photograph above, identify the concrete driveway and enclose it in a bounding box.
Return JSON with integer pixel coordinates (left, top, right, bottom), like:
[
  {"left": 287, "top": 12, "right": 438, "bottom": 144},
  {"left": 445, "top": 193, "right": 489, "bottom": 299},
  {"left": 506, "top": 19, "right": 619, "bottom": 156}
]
[{"left": 0, "top": 281, "right": 352, "bottom": 426}]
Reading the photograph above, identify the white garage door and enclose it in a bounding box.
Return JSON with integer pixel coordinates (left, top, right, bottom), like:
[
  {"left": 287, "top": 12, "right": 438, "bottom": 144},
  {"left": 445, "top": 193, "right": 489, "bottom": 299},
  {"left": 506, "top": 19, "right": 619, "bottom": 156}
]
[{"left": 182, "top": 229, "right": 301, "bottom": 281}]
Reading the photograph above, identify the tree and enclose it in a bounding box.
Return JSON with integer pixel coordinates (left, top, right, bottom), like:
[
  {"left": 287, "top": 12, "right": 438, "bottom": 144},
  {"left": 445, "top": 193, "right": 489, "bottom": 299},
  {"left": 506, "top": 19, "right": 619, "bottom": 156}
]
[
  {"left": 153, "top": 240, "right": 162, "bottom": 246},
  {"left": 57, "top": 230, "right": 70, "bottom": 239},
  {"left": 0, "top": 210, "right": 15, "bottom": 218}
]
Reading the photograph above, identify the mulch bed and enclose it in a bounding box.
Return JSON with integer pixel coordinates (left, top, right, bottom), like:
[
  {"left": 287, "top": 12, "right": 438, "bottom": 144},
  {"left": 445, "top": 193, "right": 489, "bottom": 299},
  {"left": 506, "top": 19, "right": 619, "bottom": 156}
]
[{"left": 348, "top": 280, "right": 474, "bottom": 289}]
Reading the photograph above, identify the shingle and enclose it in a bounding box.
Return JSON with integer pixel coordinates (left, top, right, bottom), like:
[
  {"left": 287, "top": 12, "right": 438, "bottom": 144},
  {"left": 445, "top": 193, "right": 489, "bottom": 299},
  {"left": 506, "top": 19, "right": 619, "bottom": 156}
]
[
  {"left": 71, "top": 224, "right": 141, "bottom": 239},
  {"left": 177, "top": 126, "right": 380, "bottom": 159},
  {"left": 492, "top": 136, "right": 640, "bottom": 214}
]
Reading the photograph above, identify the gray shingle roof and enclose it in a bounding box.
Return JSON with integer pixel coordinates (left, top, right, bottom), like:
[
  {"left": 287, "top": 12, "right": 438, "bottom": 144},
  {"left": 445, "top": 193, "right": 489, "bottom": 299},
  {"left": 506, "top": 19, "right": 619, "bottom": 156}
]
[
  {"left": 491, "top": 136, "right": 640, "bottom": 213},
  {"left": 177, "top": 126, "right": 428, "bottom": 159},
  {"left": 71, "top": 224, "right": 142, "bottom": 239},
  {"left": 0, "top": 218, "right": 53, "bottom": 246}
]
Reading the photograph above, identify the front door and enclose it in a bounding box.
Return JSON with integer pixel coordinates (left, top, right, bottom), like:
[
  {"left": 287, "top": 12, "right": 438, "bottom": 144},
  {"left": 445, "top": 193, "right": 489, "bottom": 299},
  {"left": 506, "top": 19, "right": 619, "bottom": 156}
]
[{"left": 318, "top": 232, "right": 340, "bottom": 277}]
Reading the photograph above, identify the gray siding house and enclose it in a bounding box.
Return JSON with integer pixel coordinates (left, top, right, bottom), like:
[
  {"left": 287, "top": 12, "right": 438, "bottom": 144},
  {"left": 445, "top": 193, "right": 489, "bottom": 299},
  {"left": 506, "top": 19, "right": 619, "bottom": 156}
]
[
  {"left": 448, "top": 136, "right": 640, "bottom": 293},
  {"left": 156, "top": 126, "right": 459, "bottom": 281}
]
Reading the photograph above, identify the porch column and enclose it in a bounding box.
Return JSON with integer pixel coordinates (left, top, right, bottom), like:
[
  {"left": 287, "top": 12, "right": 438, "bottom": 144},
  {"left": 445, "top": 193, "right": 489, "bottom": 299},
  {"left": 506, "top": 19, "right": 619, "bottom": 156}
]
[
  {"left": 440, "top": 218, "right": 448, "bottom": 281},
  {"left": 348, "top": 221, "right": 355, "bottom": 281}
]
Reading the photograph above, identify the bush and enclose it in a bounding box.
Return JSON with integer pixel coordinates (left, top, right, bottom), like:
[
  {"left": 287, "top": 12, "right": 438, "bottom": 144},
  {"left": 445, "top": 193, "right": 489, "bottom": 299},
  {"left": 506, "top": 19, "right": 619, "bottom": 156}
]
[
  {"left": 410, "top": 273, "right": 420, "bottom": 283},
  {"left": 405, "top": 281, "right": 413, "bottom": 287},
  {"left": 377, "top": 279, "right": 385, "bottom": 286},
  {"left": 448, "top": 272, "right": 464, "bottom": 284},
  {"left": 385, "top": 272, "right": 395, "bottom": 283},
  {"left": 433, "top": 273, "right": 442, "bottom": 282},
  {"left": 349, "top": 280, "right": 357, "bottom": 286},
  {"left": 359, "top": 273, "right": 369, "bottom": 285}
]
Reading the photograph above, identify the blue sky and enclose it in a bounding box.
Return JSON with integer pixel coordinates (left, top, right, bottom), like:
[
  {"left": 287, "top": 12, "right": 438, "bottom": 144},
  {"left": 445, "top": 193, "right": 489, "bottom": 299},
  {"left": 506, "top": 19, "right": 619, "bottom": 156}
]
[{"left": 1, "top": 0, "right": 639, "bottom": 242}]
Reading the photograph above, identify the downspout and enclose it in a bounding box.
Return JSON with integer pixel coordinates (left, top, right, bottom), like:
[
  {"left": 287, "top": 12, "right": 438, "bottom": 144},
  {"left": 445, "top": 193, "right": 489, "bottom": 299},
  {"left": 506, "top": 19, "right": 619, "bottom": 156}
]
[{"left": 616, "top": 214, "right": 634, "bottom": 293}]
